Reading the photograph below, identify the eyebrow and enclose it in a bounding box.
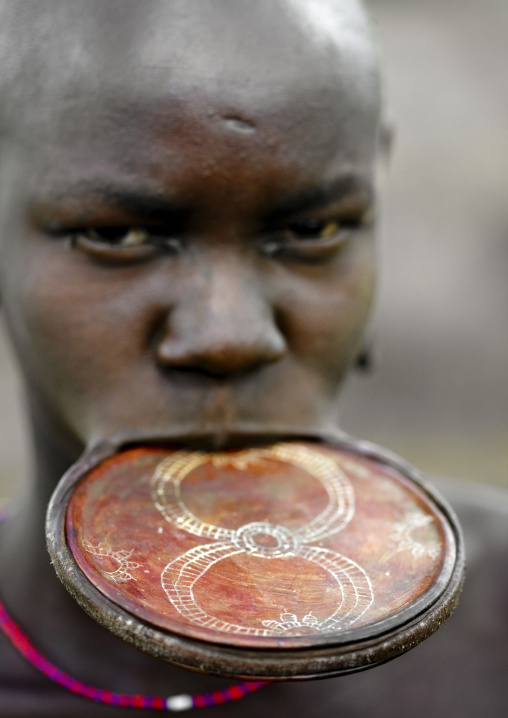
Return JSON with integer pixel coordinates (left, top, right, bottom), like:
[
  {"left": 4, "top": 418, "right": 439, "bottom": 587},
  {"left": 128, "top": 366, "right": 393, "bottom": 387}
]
[
  {"left": 38, "top": 173, "right": 373, "bottom": 226},
  {"left": 265, "top": 175, "right": 374, "bottom": 222},
  {"left": 41, "top": 178, "right": 189, "bottom": 223},
  {"left": 103, "top": 189, "right": 188, "bottom": 221}
]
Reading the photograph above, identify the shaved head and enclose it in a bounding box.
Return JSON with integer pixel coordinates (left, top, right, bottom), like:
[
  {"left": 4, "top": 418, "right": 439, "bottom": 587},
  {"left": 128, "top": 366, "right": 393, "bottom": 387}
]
[{"left": 0, "top": 0, "right": 380, "bottom": 143}]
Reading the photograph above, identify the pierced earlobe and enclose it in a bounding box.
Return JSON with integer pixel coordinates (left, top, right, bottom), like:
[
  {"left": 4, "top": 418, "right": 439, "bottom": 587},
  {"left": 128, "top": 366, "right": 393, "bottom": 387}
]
[{"left": 355, "top": 344, "right": 374, "bottom": 373}]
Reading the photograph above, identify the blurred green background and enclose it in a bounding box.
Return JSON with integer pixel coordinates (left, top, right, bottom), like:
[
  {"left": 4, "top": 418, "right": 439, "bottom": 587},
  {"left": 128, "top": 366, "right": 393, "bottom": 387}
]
[{"left": 0, "top": 0, "right": 506, "bottom": 497}]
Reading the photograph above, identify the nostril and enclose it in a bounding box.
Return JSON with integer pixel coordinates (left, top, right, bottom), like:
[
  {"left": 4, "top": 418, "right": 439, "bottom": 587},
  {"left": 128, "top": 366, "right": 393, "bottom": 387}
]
[
  {"left": 156, "top": 364, "right": 229, "bottom": 381},
  {"left": 154, "top": 326, "right": 287, "bottom": 378},
  {"left": 153, "top": 285, "right": 287, "bottom": 377}
]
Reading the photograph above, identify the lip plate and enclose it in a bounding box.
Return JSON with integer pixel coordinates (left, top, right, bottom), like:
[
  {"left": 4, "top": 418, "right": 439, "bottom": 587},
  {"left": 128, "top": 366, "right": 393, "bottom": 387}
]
[{"left": 46, "top": 436, "right": 465, "bottom": 680}]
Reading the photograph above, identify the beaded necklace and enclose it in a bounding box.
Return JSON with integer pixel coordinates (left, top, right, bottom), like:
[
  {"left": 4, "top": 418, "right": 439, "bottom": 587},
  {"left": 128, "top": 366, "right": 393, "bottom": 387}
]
[{"left": 0, "top": 511, "right": 268, "bottom": 711}]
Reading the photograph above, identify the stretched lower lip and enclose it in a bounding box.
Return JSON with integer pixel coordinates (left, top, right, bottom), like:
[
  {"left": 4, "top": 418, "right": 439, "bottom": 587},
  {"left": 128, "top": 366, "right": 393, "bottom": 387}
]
[{"left": 85, "top": 423, "right": 346, "bottom": 456}]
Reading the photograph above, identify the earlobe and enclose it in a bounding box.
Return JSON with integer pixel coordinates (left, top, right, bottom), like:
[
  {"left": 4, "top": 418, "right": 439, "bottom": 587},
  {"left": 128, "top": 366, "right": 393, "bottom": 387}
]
[{"left": 355, "top": 341, "right": 375, "bottom": 373}]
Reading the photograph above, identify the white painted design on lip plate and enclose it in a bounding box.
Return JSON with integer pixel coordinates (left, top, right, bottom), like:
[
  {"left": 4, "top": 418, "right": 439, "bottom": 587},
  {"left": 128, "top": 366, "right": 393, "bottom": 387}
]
[{"left": 151, "top": 443, "right": 374, "bottom": 637}]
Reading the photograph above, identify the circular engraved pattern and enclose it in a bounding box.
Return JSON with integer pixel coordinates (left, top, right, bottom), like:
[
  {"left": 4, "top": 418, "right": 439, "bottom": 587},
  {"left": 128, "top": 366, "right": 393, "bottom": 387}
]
[
  {"left": 151, "top": 443, "right": 355, "bottom": 543},
  {"left": 233, "top": 523, "right": 300, "bottom": 558},
  {"left": 153, "top": 443, "right": 374, "bottom": 637}
]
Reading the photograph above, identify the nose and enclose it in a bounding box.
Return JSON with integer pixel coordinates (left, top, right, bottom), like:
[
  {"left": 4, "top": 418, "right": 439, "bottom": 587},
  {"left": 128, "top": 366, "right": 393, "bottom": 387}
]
[{"left": 154, "top": 259, "right": 287, "bottom": 377}]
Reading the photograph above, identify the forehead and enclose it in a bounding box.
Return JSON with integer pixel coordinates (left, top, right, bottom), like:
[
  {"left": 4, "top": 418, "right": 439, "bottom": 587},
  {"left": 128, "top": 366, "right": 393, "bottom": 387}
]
[{"left": 4, "top": 0, "right": 380, "bottom": 199}]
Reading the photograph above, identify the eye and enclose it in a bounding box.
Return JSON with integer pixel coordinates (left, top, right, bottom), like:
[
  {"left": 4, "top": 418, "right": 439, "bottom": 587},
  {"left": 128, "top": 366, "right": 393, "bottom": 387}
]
[
  {"left": 83, "top": 227, "right": 150, "bottom": 247},
  {"left": 284, "top": 219, "right": 340, "bottom": 241},
  {"left": 67, "top": 226, "right": 181, "bottom": 261},
  {"left": 262, "top": 216, "right": 365, "bottom": 260}
]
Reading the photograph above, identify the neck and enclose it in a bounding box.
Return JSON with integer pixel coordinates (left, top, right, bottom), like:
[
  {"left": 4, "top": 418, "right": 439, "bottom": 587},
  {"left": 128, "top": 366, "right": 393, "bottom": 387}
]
[{"left": 0, "top": 412, "right": 238, "bottom": 696}]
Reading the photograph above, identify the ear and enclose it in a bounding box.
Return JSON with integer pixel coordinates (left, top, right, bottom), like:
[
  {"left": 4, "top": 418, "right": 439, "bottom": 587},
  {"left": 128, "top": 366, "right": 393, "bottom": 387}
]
[{"left": 354, "top": 339, "right": 376, "bottom": 374}]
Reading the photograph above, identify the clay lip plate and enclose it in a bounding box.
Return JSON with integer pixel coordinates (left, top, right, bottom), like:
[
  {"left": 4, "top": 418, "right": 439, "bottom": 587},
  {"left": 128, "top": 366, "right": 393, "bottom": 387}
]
[{"left": 62, "top": 441, "right": 460, "bottom": 652}]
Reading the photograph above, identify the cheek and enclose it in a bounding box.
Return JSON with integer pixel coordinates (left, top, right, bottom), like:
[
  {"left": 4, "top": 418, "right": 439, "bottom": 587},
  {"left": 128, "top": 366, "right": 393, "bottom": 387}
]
[
  {"left": 2, "top": 241, "right": 154, "bottom": 411},
  {"left": 280, "top": 242, "right": 375, "bottom": 376}
]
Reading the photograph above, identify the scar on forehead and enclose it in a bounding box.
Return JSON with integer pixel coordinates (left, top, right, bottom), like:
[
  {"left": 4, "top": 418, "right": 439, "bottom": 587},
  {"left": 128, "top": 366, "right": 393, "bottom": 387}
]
[{"left": 222, "top": 116, "right": 257, "bottom": 134}]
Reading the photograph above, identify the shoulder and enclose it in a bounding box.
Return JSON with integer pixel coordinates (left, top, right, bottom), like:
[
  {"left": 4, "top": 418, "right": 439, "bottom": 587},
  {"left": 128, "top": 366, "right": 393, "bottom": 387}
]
[
  {"left": 212, "top": 481, "right": 508, "bottom": 718},
  {"left": 303, "top": 479, "right": 508, "bottom": 718}
]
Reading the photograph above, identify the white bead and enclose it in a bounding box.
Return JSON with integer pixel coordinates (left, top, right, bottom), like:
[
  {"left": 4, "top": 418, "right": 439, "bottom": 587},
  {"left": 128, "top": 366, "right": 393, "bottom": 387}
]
[{"left": 166, "top": 694, "right": 193, "bottom": 712}]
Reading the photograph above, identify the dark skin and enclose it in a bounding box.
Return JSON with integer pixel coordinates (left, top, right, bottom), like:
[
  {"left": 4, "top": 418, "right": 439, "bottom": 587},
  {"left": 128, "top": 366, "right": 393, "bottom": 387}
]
[
  {"left": 0, "top": 1, "right": 381, "bottom": 714},
  {"left": 1, "top": 3, "right": 508, "bottom": 718}
]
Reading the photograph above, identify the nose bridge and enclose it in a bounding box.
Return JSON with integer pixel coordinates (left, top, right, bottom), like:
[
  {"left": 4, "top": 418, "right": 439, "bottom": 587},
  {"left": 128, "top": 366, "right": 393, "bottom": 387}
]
[
  {"left": 156, "top": 250, "right": 286, "bottom": 375},
  {"left": 186, "top": 249, "right": 262, "bottom": 332}
]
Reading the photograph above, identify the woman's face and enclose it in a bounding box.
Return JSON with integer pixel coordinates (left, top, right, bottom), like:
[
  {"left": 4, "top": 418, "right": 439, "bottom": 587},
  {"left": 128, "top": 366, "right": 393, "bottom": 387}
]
[{"left": 0, "top": 0, "right": 379, "bottom": 454}]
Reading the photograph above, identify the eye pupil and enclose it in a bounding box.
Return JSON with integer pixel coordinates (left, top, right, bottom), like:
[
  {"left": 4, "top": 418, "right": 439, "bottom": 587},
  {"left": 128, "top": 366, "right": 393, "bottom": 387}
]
[
  {"left": 285, "top": 219, "right": 340, "bottom": 241},
  {"left": 87, "top": 227, "right": 150, "bottom": 247},
  {"left": 288, "top": 219, "right": 327, "bottom": 238},
  {"left": 90, "top": 227, "right": 130, "bottom": 243}
]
